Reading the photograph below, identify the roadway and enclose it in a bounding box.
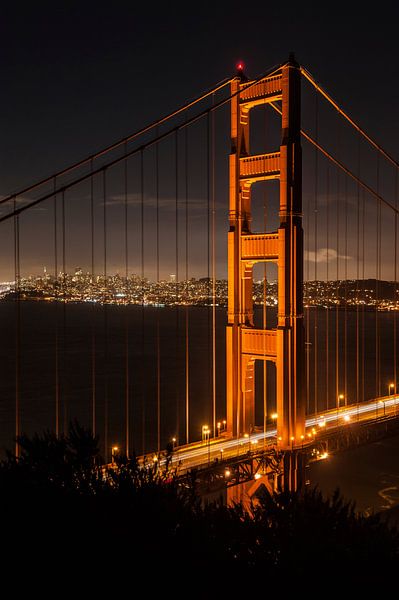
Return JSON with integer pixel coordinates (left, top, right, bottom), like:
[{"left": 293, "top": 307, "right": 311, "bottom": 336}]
[{"left": 153, "top": 395, "right": 399, "bottom": 472}]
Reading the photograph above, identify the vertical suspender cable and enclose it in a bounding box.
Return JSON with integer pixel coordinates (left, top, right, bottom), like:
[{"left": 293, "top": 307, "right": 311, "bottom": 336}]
[
  {"left": 377, "top": 161, "right": 381, "bottom": 399},
  {"left": 90, "top": 163, "right": 96, "bottom": 437},
  {"left": 263, "top": 105, "right": 268, "bottom": 445},
  {"left": 314, "top": 91, "right": 318, "bottom": 414},
  {"left": 395, "top": 170, "right": 398, "bottom": 399},
  {"left": 305, "top": 155, "right": 310, "bottom": 414},
  {"left": 185, "top": 125, "right": 189, "bottom": 444},
  {"left": 356, "top": 138, "right": 360, "bottom": 406},
  {"left": 175, "top": 131, "right": 180, "bottom": 442},
  {"left": 344, "top": 178, "right": 348, "bottom": 405},
  {"left": 62, "top": 190, "right": 66, "bottom": 434},
  {"left": 336, "top": 170, "right": 340, "bottom": 410},
  {"left": 211, "top": 96, "right": 216, "bottom": 438},
  {"left": 263, "top": 178, "right": 268, "bottom": 445},
  {"left": 140, "top": 149, "right": 145, "bottom": 455},
  {"left": 375, "top": 158, "right": 380, "bottom": 401},
  {"left": 206, "top": 112, "right": 212, "bottom": 431},
  {"left": 155, "top": 134, "right": 161, "bottom": 453},
  {"left": 103, "top": 170, "right": 108, "bottom": 461},
  {"left": 124, "top": 145, "right": 130, "bottom": 457},
  {"left": 362, "top": 188, "right": 365, "bottom": 404},
  {"left": 13, "top": 197, "right": 20, "bottom": 457},
  {"left": 53, "top": 179, "right": 59, "bottom": 436},
  {"left": 326, "top": 167, "right": 330, "bottom": 408}
]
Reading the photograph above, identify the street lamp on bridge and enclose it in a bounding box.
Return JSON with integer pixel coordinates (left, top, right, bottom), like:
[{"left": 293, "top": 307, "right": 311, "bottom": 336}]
[
  {"left": 111, "top": 445, "right": 119, "bottom": 464},
  {"left": 202, "top": 425, "right": 210, "bottom": 443},
  {"left": 337, "top": 394, "right": 344, "bottom": 423},
  {"left": 202, "top": 425, "right": 211, "bottom": 464}
]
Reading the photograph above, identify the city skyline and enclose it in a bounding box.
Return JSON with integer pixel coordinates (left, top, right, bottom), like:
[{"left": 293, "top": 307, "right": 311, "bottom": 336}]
[{"left": 2, "top": 265, "right": 399, "bottom": 312}]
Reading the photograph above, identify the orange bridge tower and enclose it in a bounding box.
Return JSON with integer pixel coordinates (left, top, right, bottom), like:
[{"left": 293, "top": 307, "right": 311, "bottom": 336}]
[{"left": 226, "top": 56, "right": 305, "bottom": 449}]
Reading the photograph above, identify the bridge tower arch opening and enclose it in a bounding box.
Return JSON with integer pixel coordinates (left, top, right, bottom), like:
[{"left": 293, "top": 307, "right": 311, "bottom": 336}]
[{"left": 226, "top": 56, "right": 306, "bottom": 449}]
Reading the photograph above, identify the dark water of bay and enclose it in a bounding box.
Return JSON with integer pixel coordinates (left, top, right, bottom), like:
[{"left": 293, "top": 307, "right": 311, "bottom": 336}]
[
  {"left": 310, "top": 436, "right": 399, "bottom": 516},
  {"left": 1, "top": 300, "right": 399, "bottom": 513}
]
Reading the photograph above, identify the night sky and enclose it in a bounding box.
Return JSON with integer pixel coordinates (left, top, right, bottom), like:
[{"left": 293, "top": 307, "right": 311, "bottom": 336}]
[{"left": 0, "top": 2, "right": 398, "bottom": 280}]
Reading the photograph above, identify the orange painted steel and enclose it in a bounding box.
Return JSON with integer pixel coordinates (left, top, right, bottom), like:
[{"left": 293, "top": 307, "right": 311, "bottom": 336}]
[{"left": 226, "top": 58, "right": 305, "bottom": 449}]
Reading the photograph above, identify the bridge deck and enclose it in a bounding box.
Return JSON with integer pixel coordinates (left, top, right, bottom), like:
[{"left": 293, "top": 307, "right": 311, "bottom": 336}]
[{"left": 149, "top": 395, "right": 399, "bottom": 473}]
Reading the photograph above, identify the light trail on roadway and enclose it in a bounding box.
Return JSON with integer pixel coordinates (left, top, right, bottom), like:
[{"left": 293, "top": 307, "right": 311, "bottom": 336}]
[{"left": 153, "top": 395, "right": 399, "bottom": 472}]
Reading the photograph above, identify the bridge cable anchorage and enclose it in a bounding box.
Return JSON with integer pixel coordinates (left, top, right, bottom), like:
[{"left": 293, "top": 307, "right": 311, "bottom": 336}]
[
  {"left": 0, "top": 77, "right": 235, "bottom": 208},
  {"left": 300, "top": 66, "right": 399, "bottom": 170},
  {"left": 269, "top": 102, "right": 399, "bottom": 216},
  {"left": 0, "top": 64, "right": 285, "bottom": 222}
]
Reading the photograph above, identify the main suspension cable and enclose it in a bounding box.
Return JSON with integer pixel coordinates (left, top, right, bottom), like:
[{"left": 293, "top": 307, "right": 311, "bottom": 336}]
[
  {"left": 1, "top": 64, "right": 285, "bottom": 223},
  {"left": 300, "top": 66, "right": 399, "bottom": 170},
  {"left": 0, "top": 77, "right": 235, "bottom": 208},
  {"left": 269, "top": 102, "right": 399, "bottom": 217}
]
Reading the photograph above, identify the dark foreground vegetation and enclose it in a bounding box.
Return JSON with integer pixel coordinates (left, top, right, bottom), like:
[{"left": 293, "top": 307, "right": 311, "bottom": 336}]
[{"left": 1, "top": 422, "right": 398, "bottom": 587}]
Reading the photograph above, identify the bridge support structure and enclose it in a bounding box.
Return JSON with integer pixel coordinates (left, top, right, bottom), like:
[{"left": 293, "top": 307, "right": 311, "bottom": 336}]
[
  {"left": 226, "top": 56, "right": 305, "bottom": 449},
  {"left": 183, "top": 447, "right": 309, "bottom": 508}
]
